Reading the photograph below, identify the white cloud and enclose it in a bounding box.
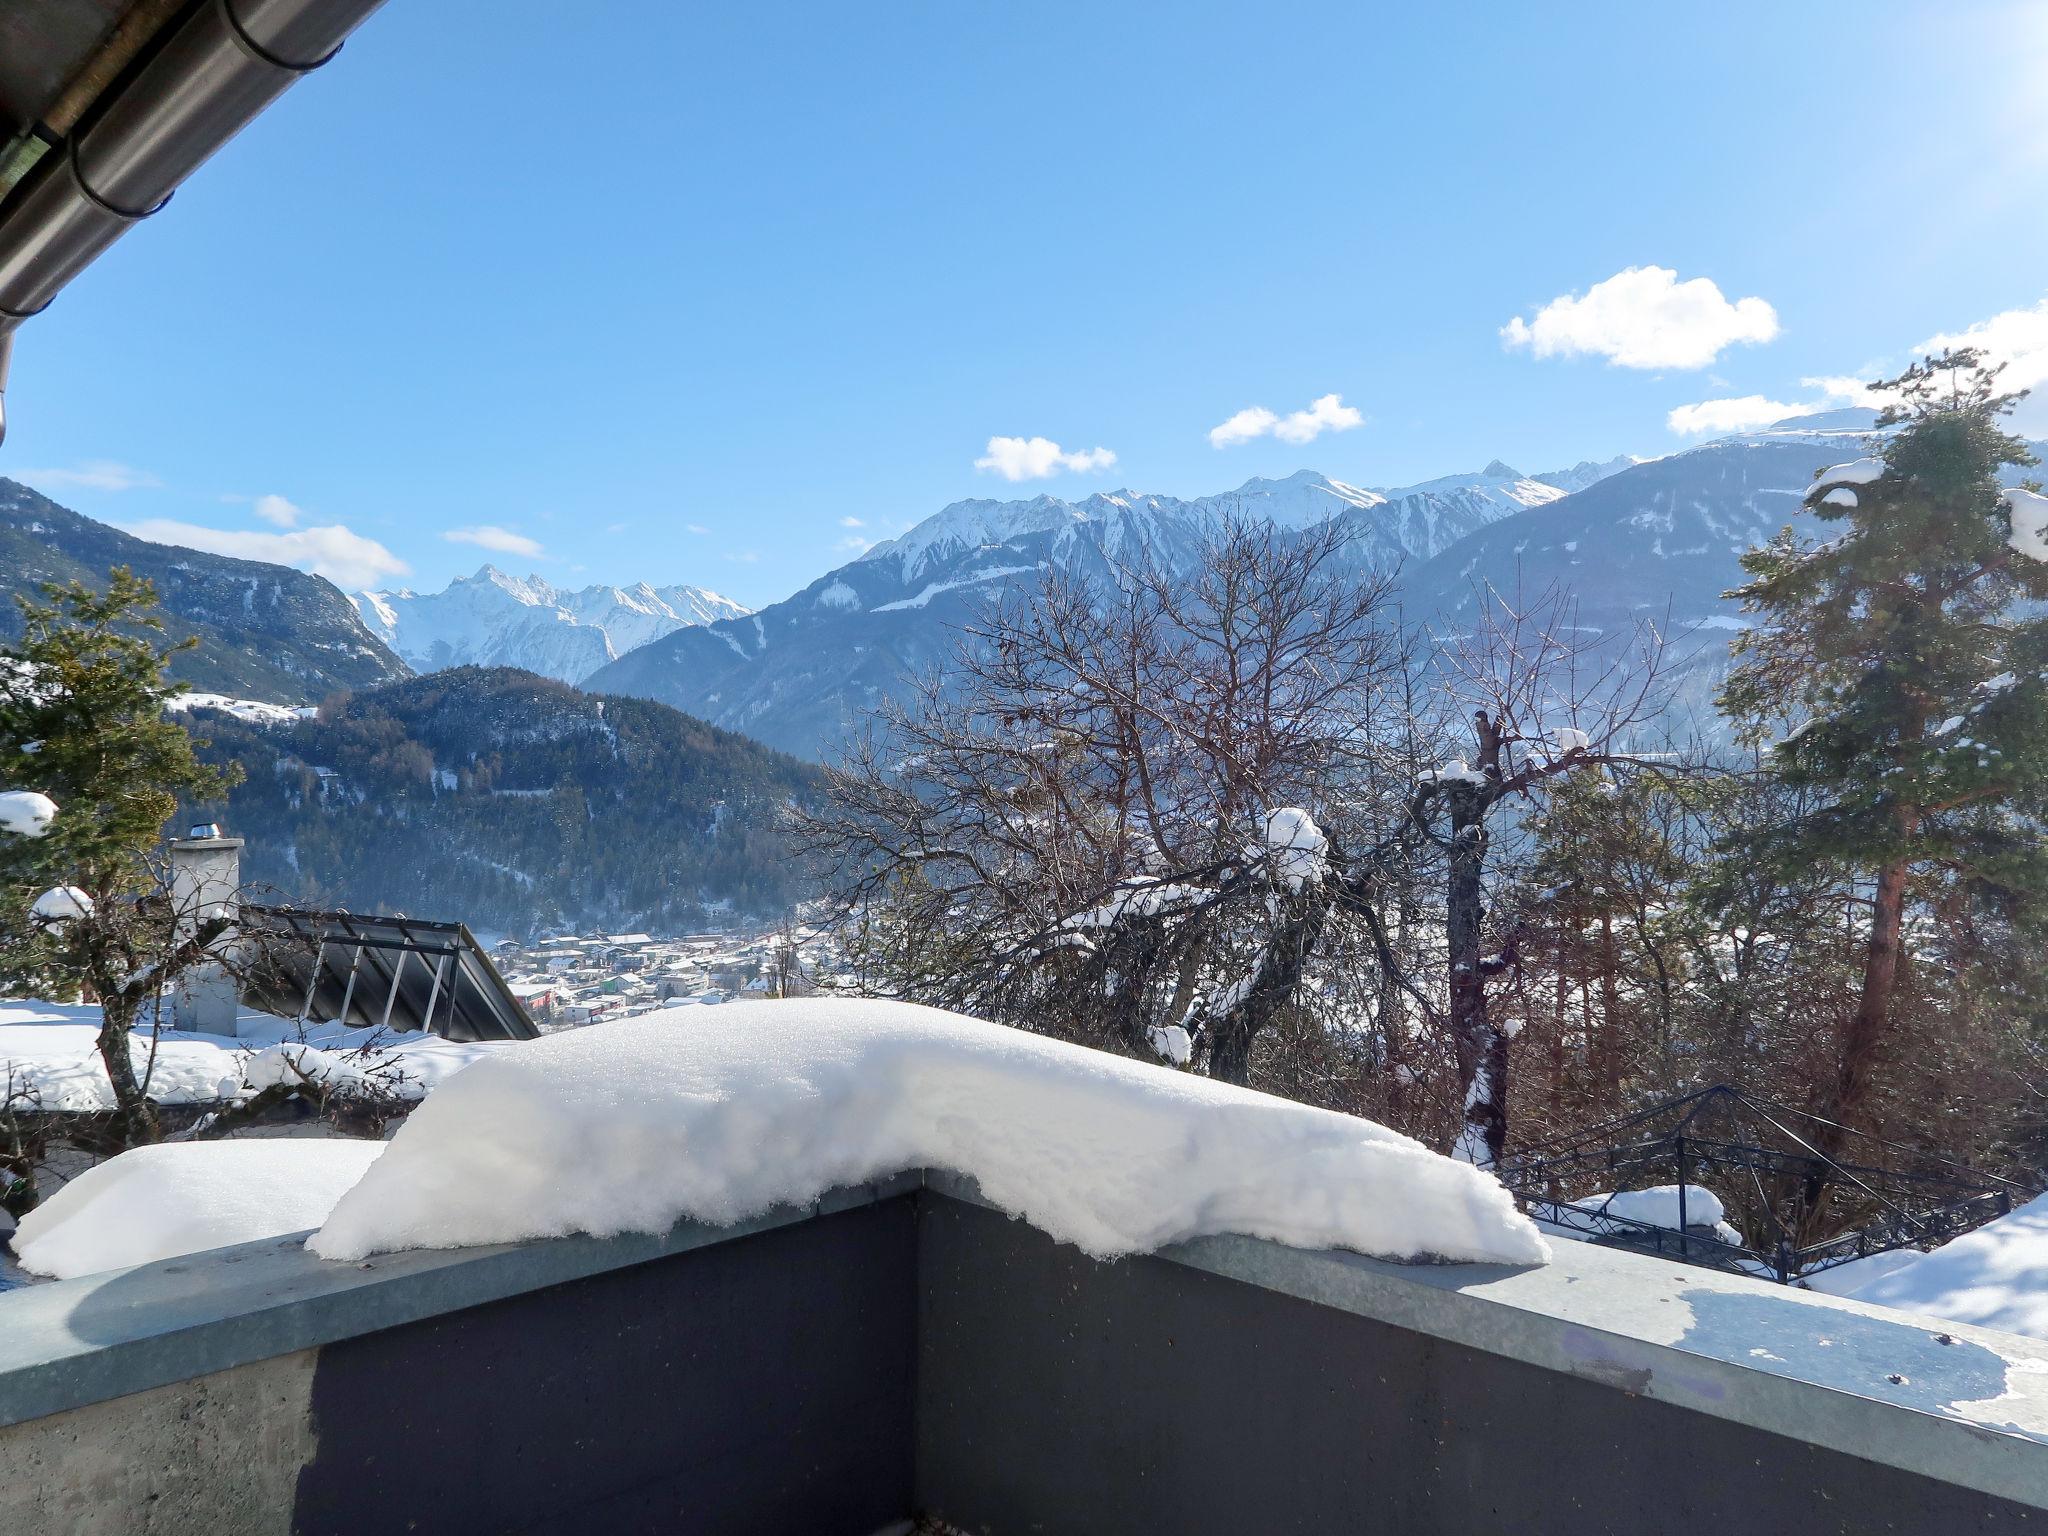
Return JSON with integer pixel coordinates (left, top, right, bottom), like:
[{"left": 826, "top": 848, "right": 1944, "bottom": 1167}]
[
  {"left": 685, "top": 523, "right": 710, "bottom": 536},
  {"left": 840, "top": 516, "right": 866, "bottom": 528},
  {"left": 1502, "top": 265, "right": 1780, "bottom": 370},
  {"left": 974, "top": 436, "right": 1118, "bottom": 482},
  {"left": 1208, "top": 393, "right": 1364, "bottom": 449},
  {"left": 444, "top": 525, "right": 544, "bottom": 558},
  {"left": 18, "top": 460, "right": 162, "bottom": 493},
  {"left": 1208, "top": 407, "right": 1279, "bottom": 448},
  {"left": 119, "top": 519, "right": 408, "bottom": 590},
  {"left": 1665, "top": 376, "right": 1882, "bottom": 437},
  {"left": 1919, "top": 298, "right": 2048, "bottom": 430},
  {"left": 1799, "top": 375, "right": 1886, "bottom": 408},
  {"left": 837, "top": 534, "right": 874, "bottom": 554},
  {"left": 1665, "top": 396, "right": 1811, "bottom": 435},
  {"left": 725, "top": 550, "right": 760, "bottom": 564},
  {"left": 251, "top": 494, "right": 302, "bottom": 528}
]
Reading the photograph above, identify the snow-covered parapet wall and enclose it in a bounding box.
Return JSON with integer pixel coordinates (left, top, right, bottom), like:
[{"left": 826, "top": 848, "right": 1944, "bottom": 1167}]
[{"left": 311, "top": 999, "right": 1548, "bottom": 1268}]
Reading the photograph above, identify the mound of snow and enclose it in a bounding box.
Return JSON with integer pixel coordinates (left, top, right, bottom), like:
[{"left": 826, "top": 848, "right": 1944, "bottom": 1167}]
[
  {"left": 1812, "top": 457, "right": 1885, "bottom": 493},
  {"left": 1145, "top": 1022, "right": 1192, "bottom": 1066},
  {"left": 2006, "top": 487, "right": 2048, "bottom": 563},
  {"left": 29, "top": 885, "right": 92, "bottom": 929},
  {"left": 10, "top": 1139, "right": 384, "bottom": 1280},
  {"left": 1846, "top": 1193, "right": 2048, "bottom": 1342},
  {"left": 164, "top": 693, "right": 305, "bottom": 726},
  {"left": 312, "top": 999, "right": 1547, "bottom": 1268},
  {"left": 1548, "top": 726, "right": 1592, "bottom": 754},
  {"left": 1259, "top": 807, "right": 1327, "bottom": 889},
  {"left": 1565, "top": 1185, "right": 1742, "bottom": 1244},
  {"left": 0, "top": 790, "right": 58, "bottom": 839},
  {"left": 1570, "top": 1184, "right": 1725, "bottom": 1228}
]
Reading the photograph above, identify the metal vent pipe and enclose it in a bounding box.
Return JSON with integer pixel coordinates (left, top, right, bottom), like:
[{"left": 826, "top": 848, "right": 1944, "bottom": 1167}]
[{"left": 0, "top": 0, "right": 387, "bottom": 442}]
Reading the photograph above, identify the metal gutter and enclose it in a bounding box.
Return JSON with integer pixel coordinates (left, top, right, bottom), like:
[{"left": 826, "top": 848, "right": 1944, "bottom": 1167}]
[{"left": 0, "top": 0, "right": 388, "bottom": 442}]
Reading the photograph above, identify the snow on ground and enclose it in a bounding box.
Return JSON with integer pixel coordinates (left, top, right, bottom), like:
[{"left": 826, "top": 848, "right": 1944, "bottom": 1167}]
[
  {"left": 1800, "top": 1247, "right": 1924, "bottom": 1298},
  {"left": 1833, "top": 1194, "right": 2048, "bottom": 1343},
  {"left": 312, "top": 998, "right": 1548, "bottom": 1268},
  {"left": 163, "top": 693, "right": 311, "bottom": 725},
  {"left": 10, "top": 1139, "right": 383, "bottom": 1279},
  {"left": 0, "top": 998, "right": 502, "bottom": 1111}
]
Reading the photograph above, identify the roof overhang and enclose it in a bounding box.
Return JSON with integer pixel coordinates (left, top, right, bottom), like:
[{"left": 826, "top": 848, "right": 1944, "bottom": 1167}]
[{"left": 0, "top": 0, "right": 389, "bottom": 442}]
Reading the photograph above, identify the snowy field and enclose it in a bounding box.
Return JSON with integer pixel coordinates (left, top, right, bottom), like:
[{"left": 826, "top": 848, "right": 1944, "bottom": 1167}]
[{"left": 0, "top": 997, "right": 503, "bottom": 1112}]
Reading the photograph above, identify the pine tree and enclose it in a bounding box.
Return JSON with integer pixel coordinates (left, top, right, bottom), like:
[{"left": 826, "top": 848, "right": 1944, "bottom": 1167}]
[
  {"left": 1719, "top": 350, "right": 2048, "bottom": 1152},
  {"left": 0, "top": 571, "right": 242, "bottom": 1147}
]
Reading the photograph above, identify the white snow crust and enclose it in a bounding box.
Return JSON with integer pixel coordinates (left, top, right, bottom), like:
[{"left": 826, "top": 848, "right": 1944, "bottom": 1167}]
[
  {"left": 311, "top": 999, "right": 1548, "bottom": 1268},
  {"left": 1843, "top": 1193, "right": 2048, "bottom": 1342},
  {"left": 11, "top": 1139, "right": 383, "bottom": 1279}
]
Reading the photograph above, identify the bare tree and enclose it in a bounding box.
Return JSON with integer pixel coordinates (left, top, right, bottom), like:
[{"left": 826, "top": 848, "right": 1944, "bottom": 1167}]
[
  {"left": 802, "top": 517, "right": 1419, "bottom": 1085},
  {"left": 1408, "top": 583, "right": 1680, "bottom": 1162}
]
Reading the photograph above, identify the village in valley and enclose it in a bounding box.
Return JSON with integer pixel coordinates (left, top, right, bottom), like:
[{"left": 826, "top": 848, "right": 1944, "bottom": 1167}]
[{"left": 495, "top": 918, "right": 850, "bottom": 1028}]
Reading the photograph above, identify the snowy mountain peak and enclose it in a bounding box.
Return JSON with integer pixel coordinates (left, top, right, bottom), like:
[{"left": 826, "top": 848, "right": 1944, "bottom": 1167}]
[
  {"left": 1532, "top": 454, "right": 1646, "bottom": 494},
  {"left": 1480, "top": 459, "right": 1521, "bottom": 480},
  {"left": 351, "top": 569, "right": 751, "bottom": 685}
]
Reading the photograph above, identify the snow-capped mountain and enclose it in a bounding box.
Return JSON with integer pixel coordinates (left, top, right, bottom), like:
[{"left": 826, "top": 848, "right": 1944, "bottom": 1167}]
[
  {"left": 352, "top": 567, "right": 750, "bottom": 685},
  {"left": 1531, "top": 453, "right": 1648, "bottom": 494},
  {"left": 587, "top": 464, "right": 1598, "bottom": 759},
  {"left": 3, "top": 477, "right": 405, "bottom": 703}
]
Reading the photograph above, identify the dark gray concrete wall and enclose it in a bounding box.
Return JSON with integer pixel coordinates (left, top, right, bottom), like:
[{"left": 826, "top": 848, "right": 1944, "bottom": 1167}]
[
  {"left": 292, "top": 1195, "right": 918, "bottom": 1536},
  {"left": 914, "top": 1194, "right": 2039, "bottom": 1536},
  {"left": 0, "top": 1350, "right": 317, "bottom": 1536}
]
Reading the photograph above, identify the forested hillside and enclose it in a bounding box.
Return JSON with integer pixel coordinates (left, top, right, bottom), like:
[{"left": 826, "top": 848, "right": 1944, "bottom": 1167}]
[
  {"left": 0, "top": 478, "right": 407, "bottom": 702},
  {"left": 183, "top": 668, "right": 822, "bottom": 933}
]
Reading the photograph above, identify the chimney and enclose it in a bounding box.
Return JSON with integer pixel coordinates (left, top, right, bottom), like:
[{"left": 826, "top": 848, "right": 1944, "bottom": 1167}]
[{"left": 168, "top": 825, "right": 243, "bottom": 1035}]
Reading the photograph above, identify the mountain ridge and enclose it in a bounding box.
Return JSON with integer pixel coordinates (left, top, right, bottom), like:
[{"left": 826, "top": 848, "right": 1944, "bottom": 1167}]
[
  {"left": 0, "top": 477, "right": 407, "bottom": 703},
  {"left": 587, "top": 460, "right": 1632, "bottom": 758},
  {"left": 351, "top": 565, "right": 749, "bottom": 685}
]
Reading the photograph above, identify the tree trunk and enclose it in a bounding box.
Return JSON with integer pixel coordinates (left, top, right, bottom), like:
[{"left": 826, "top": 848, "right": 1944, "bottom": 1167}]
[
  {"left": 1598, "top": 912, "right": 1622, "bottom": 1107},
  {"left": 1445, "top": 787, "right": 1505, "bottom": 1162},
  {"left": 1820, "top": 857, "right": 1910, "bottom": 1157},
  {"left": 1208, "top": 892, "right": 1331, "bottom": 1088},
  {"left": 95, "top": 989, "right": 161, "bottom": 1149}
]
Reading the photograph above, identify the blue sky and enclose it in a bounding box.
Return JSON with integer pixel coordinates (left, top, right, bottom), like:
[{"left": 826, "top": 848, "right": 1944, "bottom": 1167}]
[{"left": 5, "top": 1, "right": 2046, "bottom": 608}]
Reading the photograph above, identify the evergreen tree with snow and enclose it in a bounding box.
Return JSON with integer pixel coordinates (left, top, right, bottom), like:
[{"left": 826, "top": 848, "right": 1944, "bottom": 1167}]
[
  {"left": 1719, "top": 350, "right": 2048, "bottom": 1150},
  {"left": 0, "top": 572, "right": 241, "bottom": 1147}
]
